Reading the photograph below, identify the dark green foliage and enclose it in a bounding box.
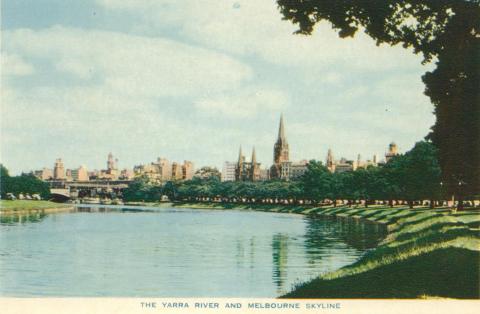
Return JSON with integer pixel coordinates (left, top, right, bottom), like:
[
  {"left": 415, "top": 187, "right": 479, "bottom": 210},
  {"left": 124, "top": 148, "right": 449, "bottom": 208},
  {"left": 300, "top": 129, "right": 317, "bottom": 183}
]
[
  {"left": 0, "top": 164, "right": 10, "bottom": 198},
  {"left": 277, "top": 0, "right": 480, "bottom": 198},
  {"left": 282, "top": 247, "right": 479, "bottom": 299},
  {"left": 194, "top": 166, "right": 221, "bottom": 180},
  {"left": 300, "top": 160, "right": 331, "bottom": 201},
  {"left": 169, "top": 141, "right": 446, "bottom": 206},
  {"left": 122, "top": 176, "right": 163, "bottom": 202},
  {"left": 0, "top": 166, "right": 50, "bottom": 199}
]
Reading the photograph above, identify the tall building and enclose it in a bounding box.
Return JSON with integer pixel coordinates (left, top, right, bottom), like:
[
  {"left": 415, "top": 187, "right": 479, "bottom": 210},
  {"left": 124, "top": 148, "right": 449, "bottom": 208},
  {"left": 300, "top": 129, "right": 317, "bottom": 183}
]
[
  {"left": 102, "top": 153, "right": 119, "bottom": 180},
  {"left": 107, "top": 152, "right": 117, "bottom": 171},
  {"left": 71, "top": 165, "right": 89, "bottom": 181},
  {"left": 270, "top": 114, "right": 290, "bottom": 179},
  {"left": 326, "top": 148, "right": 335, "bottom": 172},
  {"left": 34, "top": 168, "right": 53, "bottom": 181},
  {"left": 222, "top": 161, "right": 237, "bottom": 182},
  {"left": 235, "top": 146, "right": 261, "bottom": 181},
  {"left": 171, "top": 162, "right": 183, "bottom": 180},
  {"left": 53, "top": 158, "right": 65, "bottom": 180},
  {"left": 385, "top": 142, "right": 399, "bottom": 162},
  {"left": 156, "top": 157, "right": 172, "bottom": 180},
  {"left": 182, "top": 161, "right": 194, "bottom": 180}
]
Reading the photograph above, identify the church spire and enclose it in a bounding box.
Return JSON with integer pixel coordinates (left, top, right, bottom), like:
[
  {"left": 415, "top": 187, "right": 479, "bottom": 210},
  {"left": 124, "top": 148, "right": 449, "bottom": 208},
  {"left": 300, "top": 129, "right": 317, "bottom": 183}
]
[
  {"left": 278, "top": 113, "right": 286, "bottom": 142},
  {"left": 238, "top": 145, "right": 243, "bottom": 164},
  {"left": 251, "top": 146, "right": 257, "bottom": 164}
]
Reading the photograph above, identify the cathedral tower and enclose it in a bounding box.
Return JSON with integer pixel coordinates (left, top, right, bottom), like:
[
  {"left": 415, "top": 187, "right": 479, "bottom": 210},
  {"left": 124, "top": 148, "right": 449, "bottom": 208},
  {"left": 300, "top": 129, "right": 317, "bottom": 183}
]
[{"left": 273, "top": 114, "right": 289, "bottom": 164}]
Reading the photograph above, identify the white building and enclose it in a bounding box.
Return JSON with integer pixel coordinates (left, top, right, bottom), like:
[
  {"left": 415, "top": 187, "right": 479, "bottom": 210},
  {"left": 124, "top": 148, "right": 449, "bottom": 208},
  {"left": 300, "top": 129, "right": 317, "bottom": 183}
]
[{"left": 221, "top": 161, "right": 236, "bottom": 182}]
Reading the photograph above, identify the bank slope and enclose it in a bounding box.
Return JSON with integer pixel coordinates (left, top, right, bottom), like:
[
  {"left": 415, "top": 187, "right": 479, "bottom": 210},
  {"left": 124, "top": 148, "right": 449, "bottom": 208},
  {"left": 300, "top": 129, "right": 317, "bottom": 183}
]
[{"left": 282, "top": 206, "right": 480, "bottom": 299}]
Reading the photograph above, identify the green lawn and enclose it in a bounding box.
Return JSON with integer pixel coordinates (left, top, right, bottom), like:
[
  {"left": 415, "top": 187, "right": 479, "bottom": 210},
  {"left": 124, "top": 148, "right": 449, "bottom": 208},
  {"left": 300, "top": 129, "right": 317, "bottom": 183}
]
[
  {"left": 0, "top": 200, "right": 70, "bottom": 211},
  {"left": 282, "top": 205, "right": 480, "bottom": 299}
]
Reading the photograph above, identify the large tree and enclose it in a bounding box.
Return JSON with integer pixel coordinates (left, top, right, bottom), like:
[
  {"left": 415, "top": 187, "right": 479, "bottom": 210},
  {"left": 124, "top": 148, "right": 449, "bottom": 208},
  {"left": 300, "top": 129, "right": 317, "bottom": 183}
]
[{"left": 277, "top": 0, "right": 480, "bottom": 201}]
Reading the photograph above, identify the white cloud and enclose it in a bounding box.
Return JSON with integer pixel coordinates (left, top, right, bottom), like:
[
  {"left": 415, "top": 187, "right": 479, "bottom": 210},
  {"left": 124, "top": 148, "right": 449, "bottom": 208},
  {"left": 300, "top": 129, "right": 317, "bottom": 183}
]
[
  {"left": 194, "top": 88, "right": 288, "bottom": 118},
  {"left": 1, "top": 53, "right": 35, "bottom": 76},
  {"left": 3, "top": 26, "right": 252, "bottom": 98},
  {"left": 96, "top": 0, "right": 425, "bottom": 71}
]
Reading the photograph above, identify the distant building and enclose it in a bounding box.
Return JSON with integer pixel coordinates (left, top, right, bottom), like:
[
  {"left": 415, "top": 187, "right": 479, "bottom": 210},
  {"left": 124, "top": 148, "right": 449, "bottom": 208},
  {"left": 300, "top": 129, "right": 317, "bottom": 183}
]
[
  {"left": 235, "top": 146, "right": 261, "bottom": 181},
  {"left": 334, "top": 158, "right": 355, "bottom": 173},
  {"left": 119, "top": 168, "right": 135, "bottom": 180},
  {"left": 385, "top": 142, "right": 399, "bottom": 162},
  {"left": 289, "top": 160, "right": 309, "bottom": 179},
  {"left": 34, "top": 168, "right": 53, "bottom": 181},
  {"left": 171, "top": 162, "right": 183, "bottom": 180},
  {"left": 222, "top": 161, "right": 236, "bottom": 182},
  {"left": 326, "top": 150, "right": 379, "bottom": 173},
  {"left": 102, "top": 152, "right": 119, "bottom": 180},
  {"left": 182, "top": 161, "right": 195, "bottom": 180},
  {"left": 155, "top": 157, "right": 172, "bottom": 181},
  {"left": 65, "top": 169, "right": 73, "bottom": 181},
  {"left": 71, "top": 165, "right": 89, "bottom": 181},
  {"left": 134, "top": 158, "right": 193, "bottom": 182},
  {"left": 270, "top": 114, "right": 289, "bottom": 179},
  {"left": 259, "top": 168, "right": 270, "bottom": 181},
  {"left": 268, "top": 115, "right": 308, "bottom": 180},
  {"left": 53, "top": 158, "right": 65, "bottom": 180}
]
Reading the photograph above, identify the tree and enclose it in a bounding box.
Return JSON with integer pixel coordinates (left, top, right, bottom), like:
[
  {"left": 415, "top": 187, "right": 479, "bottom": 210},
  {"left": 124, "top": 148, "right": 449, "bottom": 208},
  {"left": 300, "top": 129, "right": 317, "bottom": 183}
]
[
  {"left": 277, "top": 0, "right": 480, "bottom": 206},
  {"left": 403, "top": 141, "right": 442, "bottom": 207},
  {"left": 194, "top": 166, "right": 221, "bottom": 180},
  {"left": 0, "top": 164, "right": 10, "bottom": 199},
  {"left": 300, "top": 160, "right": 331, "bottom": 203},
  {"left": 4, "top": 173, "right": 50, "bottom": 199}
]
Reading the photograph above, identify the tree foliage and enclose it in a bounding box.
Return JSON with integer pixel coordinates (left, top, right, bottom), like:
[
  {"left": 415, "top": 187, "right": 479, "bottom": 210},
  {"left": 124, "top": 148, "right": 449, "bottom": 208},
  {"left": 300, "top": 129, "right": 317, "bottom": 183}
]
[
  {"left": 276, "top": 0, "right": 479, "bottom": 198},
  {"left": 167, "top": 141, "right": 447, "bottom": 208},
  {"left": 0, "top": 166, "right": 50, "bottom": 199}
]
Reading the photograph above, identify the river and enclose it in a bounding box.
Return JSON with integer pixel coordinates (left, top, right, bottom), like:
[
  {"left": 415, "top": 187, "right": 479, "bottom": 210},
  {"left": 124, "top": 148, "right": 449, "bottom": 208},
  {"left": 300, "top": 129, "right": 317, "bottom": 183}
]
[{"left": 0, "top": 205, "right": 385, "bottom": 297}]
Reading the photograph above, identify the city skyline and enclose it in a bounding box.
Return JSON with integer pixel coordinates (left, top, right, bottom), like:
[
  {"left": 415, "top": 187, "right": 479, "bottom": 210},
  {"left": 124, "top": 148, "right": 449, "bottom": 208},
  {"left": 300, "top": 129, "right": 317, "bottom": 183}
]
[
  {"left": 28, "top": 115, "right": 397, "bottom": 179},
  {"left": 1, "top": 0, "right": 435, "bottom": 175}
]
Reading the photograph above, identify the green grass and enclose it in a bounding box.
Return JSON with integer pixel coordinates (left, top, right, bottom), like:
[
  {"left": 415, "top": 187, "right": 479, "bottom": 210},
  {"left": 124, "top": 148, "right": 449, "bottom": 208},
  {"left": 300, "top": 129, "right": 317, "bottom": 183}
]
[
  {"left": 174, "top": 201, "right": 480, "bottom": 299},
  {"left": 281, "top": 205, "right": 480, "bottom": 299},
  {"left": 0, "top": 200, "right": 70, "bottom": 211},
  {"left": 283, "top": 247, "right": 479, "bottom": 299}
]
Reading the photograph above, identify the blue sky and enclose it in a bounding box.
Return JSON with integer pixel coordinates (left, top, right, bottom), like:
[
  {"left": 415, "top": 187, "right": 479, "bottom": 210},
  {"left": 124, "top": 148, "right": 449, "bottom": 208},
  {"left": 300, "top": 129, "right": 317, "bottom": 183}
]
[{"left": 1, "top": 0, "right": 435, "bottom": 174}]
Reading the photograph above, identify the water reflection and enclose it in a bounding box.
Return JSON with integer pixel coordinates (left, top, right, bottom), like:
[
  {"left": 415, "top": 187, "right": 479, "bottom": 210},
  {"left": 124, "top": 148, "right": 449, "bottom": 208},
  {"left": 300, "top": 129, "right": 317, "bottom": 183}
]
[
  {"left": 272, "top": 234, "right": 289, "bottom": 293},
  {"left": 304, "top": 217, "right": 386, "bottom": 252},
  {"left": 0, "top": 212, "right": 48, "bottom": 225},
  {"left": 270, "top": 216, "right": 387, "bottom": 294}
]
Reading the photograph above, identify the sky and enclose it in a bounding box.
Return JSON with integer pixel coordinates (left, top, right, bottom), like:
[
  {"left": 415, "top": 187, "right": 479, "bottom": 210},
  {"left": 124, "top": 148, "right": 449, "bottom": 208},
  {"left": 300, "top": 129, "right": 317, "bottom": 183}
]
[{"left": 1, "top": 0, "right": 436, "bottom": 175}]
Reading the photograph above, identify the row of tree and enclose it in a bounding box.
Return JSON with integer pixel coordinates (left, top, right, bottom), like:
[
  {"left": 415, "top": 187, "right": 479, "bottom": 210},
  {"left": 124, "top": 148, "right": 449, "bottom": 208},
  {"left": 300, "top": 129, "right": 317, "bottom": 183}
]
[
  {"left": 123, "top": 141, "right": 475, "bottom": 209},
  {"left": 0, "top": 165, "right": 51, "bottom": 199}
]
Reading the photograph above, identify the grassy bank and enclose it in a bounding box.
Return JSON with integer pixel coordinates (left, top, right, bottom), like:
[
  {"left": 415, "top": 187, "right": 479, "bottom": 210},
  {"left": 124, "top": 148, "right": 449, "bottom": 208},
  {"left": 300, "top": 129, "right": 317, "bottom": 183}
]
[
  {"left": 174, "top": 202, "right": 480, "bottom": 299},
  {"left": 0, "top": 200, "right": 72, "bottom": 215}
]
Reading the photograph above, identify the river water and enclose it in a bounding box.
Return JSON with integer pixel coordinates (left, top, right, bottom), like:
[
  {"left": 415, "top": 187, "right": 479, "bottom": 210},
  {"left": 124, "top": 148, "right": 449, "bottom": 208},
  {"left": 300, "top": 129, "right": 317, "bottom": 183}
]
[{"left": 0, "top": 205, "right": 385, "bottom": 297}]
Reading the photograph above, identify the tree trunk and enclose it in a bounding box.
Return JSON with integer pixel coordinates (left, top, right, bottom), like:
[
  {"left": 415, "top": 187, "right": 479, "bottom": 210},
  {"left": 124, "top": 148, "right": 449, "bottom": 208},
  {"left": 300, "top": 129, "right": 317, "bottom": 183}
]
[
  {"left": 389, "top": 199, "right": 393, "bottom": 208},
  {"left": 408, "top": 200, "right": 413, "bottom": 209},
  {"left": 430, "top": 199, "right": 435, "bottom": 209},
  {"left": 457, "top": 194, "right": 464, "bottom": 211}
]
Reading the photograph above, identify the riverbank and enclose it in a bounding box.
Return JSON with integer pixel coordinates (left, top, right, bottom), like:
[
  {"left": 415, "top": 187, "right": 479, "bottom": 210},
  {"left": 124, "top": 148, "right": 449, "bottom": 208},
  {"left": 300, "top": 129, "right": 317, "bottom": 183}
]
[
  {"left": 174, "top": 202, "right": 480, "bottom": 299},
  {"left": 0, "top": 200, "right": 73, "bottom": 216}
]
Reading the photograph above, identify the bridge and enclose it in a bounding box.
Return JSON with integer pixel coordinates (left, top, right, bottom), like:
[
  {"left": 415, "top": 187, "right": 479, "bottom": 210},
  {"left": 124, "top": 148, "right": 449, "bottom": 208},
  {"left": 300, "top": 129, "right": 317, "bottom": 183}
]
[{"left": 48, "top": 180, "right": 131, "bottom": 201}]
